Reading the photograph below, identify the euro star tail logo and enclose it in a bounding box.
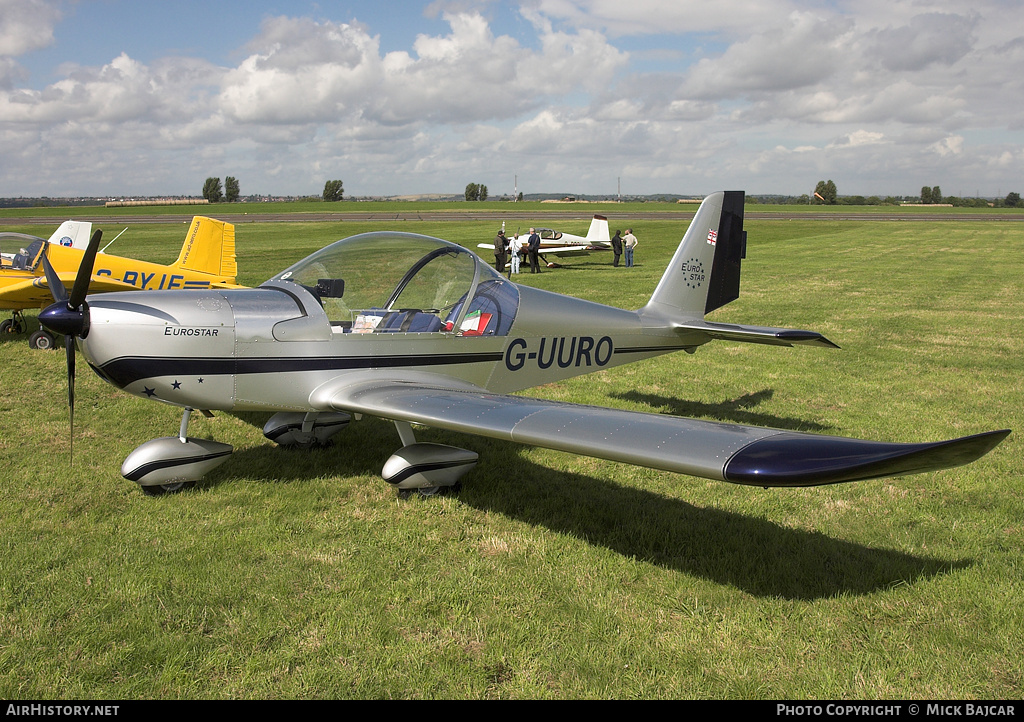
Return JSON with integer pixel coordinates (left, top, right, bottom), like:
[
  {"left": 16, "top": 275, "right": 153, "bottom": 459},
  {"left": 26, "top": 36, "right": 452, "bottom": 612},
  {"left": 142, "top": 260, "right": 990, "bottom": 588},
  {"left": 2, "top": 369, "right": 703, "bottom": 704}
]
[
  {"left": 683, "top": 258, "right": 705, "bottom": 289},
  {"left": 707, "top": 229, "right": 717, "bottom": 245}
]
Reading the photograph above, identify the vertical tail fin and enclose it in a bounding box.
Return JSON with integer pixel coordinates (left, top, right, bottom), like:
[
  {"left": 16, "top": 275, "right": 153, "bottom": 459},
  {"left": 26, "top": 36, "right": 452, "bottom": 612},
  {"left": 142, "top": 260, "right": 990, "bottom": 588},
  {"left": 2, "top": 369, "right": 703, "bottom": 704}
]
[
  {"left": 642, "top": 191, "right": 746, "bottom": 319},
  {"left": 173, "top": 216, "right": 237, "bottom": 280},
  {"left": 48, "top": 220, "right": 94, "bottom": 250},
  {"left": 585, "top": 215, "right": 610, "bottom": 243}
]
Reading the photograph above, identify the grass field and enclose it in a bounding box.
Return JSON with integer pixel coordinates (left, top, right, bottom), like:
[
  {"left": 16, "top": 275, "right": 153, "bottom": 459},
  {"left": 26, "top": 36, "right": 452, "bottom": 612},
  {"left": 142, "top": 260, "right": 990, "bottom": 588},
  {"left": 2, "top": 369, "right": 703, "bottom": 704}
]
[{"left": 0, "top": 209, "right": 1021, "bottom": 699}]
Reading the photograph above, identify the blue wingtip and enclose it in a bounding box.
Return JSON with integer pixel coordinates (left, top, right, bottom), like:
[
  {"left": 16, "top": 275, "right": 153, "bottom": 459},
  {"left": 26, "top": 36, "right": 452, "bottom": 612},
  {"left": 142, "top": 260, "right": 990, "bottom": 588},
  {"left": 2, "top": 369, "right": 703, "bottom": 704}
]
[{"left": 723, "top": 429, "right": 1011, "bottom": 487}]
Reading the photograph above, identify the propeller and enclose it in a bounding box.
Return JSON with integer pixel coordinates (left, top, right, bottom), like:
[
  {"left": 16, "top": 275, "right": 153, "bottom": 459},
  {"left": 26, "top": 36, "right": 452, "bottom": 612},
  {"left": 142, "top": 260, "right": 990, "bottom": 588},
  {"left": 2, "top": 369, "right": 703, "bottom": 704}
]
[{"left": 38, "top": 229, "right": 103, "bottom": 460}]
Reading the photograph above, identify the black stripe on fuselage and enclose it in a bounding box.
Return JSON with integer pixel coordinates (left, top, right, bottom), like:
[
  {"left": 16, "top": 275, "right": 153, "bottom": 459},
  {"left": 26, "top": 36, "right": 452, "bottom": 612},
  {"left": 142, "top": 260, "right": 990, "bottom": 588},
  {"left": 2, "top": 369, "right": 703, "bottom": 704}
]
[
  {"left": 97, "top": 351, "right": 506, "bottom": 388},
  {"left": 613, "top": 344, "right": 695, "bottom": 355}
]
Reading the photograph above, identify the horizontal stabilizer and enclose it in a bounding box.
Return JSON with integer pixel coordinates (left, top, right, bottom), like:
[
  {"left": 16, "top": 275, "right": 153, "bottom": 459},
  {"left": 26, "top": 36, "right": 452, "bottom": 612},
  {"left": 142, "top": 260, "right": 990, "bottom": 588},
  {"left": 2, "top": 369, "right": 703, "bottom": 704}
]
[{"left": 675, "top": 320, "right": 841, "bottom": 349}]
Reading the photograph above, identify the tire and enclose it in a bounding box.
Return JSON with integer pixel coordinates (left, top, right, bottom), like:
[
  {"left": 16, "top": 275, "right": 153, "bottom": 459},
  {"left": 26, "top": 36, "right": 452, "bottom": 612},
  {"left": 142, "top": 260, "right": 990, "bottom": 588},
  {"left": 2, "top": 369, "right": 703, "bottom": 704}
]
[
  {"left": 141, "top": 481, "right": 196, "bottom": 496},
  {"left": 28, "top": 330, "right": 56, "bottom": 350}
]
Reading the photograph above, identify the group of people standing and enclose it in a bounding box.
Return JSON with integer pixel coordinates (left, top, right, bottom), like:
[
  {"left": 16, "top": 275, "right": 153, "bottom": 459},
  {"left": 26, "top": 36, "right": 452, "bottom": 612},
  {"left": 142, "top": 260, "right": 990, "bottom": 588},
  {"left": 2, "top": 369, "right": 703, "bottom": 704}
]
[
  {"left": 493, "top": 227, "right": 543, "bottom": 275},
  {"left": 611, "top": 228, "right": 638, "bottom": 268},
  {"left": 493, "top": 225, "right": 639, "bottom": 276}
]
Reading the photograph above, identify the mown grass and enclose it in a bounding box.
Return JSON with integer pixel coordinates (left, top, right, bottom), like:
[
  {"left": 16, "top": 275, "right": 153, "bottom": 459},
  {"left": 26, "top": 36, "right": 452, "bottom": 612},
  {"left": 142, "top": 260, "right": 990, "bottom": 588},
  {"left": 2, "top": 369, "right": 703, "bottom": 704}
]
[{"left": 0, "top": 211, "right": 1021, "bottom": 699}]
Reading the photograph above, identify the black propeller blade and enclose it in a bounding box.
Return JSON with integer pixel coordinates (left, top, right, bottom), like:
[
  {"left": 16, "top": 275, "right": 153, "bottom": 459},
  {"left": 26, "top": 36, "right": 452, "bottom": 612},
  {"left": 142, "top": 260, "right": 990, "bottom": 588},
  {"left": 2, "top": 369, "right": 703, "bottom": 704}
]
[{"left": 38, "top": 229, "right": 103, "bottom": 461}]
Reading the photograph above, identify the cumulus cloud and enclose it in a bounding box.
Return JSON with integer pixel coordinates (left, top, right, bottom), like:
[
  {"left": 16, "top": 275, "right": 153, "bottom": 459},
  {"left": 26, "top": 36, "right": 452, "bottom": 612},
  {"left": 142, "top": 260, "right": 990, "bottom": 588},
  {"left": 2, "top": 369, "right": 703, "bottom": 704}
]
[
  {"left": 218, "top": 12, "right": 626, "bottom": 129},
  {"left": 679, "top": 12, "right": 852, "bottom": 99},
  {"left": 0, "top": 0, "right": 60, "bottom": 56},
  {"left": 863, "top": 13, "right": 977, "bottom": 72},
  {"left": 526, "top": 0, "right": 801, "bottom": 37},
  {"left": 829, "top": 130, "right": 888, "bottom": 148},
  {"left": 0, "top": 0, "right": 61, "bottom": 87},
  {"left": 929, "top": 135, "right": 964, "bottom": 157},
  {"left": 0, "top": 1, "right": 1021, "bottom": 197},
  {"left": 220, "top": 17, "right": 384, "bottom": 125}
]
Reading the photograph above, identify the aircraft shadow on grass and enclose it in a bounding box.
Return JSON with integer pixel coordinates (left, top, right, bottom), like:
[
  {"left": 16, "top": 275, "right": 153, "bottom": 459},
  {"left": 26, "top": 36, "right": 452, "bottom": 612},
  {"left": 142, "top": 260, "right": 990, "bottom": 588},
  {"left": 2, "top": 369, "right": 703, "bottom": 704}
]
[
  {"left": 211, "top": 412, "right": 967, "bottom": 602},
  {"left": 609, "top": 388, "right": 834, "bottom": 433}
]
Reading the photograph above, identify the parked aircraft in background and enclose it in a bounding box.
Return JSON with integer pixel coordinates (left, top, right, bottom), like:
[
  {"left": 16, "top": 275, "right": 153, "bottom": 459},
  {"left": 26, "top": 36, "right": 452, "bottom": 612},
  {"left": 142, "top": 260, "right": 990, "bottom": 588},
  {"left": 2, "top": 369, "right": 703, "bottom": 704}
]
[
  {"left": 0, "top": 220, "right": 94, "bottom": 266},
  {"left": 1, "top": 216, "right": 240, "bottom": 348},
  {"left": 479, "top": 215, "right": 611, "bottom": 266},
  {"left": 37, "top": 192, "right": 1010, "bottom": 498}
]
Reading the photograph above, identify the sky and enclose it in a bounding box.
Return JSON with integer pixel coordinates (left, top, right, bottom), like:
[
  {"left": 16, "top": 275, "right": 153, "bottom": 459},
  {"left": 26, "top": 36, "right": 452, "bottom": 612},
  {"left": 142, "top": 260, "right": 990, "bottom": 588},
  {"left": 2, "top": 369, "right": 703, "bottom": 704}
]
[{"left": 1, "top": 0, "right": 1022, "bottom": 199}]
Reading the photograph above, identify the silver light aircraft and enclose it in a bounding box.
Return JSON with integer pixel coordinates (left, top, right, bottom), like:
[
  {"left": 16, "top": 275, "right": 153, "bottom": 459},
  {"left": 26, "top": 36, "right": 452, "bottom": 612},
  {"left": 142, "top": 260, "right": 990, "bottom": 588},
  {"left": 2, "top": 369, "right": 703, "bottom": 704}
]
[{"left": 38, "top": 191, "right": 1009, "bottom": 496}]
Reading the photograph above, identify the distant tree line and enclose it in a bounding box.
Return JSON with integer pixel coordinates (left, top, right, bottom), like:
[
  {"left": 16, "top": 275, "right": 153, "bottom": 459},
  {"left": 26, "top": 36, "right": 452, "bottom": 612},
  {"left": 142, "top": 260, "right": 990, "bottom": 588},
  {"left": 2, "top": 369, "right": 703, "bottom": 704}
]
[
  {"left": 751, "top": 180, "right": 1020, "bottom": 207},
  {"left": 200, "top": 177, "right": 348, "bottom": 202},
  {"left": 917, "top": 184, "right": 1021, "bottom": 207},
  {"left": 190, "top": 176, "right": 1017, "bottom": 207}
]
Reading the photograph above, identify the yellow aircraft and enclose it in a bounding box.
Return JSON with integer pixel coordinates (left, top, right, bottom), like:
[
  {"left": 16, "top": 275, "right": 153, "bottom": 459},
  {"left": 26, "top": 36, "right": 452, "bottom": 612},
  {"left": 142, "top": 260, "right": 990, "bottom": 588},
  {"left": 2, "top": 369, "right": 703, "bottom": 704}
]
[{"left": 0, "top": 216, "right": 241, "bottom": 349}]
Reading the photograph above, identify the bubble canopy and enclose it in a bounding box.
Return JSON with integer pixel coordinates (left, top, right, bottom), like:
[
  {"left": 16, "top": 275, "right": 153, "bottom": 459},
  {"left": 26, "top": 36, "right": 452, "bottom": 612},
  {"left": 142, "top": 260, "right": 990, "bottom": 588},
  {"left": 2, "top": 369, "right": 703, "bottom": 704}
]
[{"left": 266, "top": 232, "right": 520, "bottom": 336}]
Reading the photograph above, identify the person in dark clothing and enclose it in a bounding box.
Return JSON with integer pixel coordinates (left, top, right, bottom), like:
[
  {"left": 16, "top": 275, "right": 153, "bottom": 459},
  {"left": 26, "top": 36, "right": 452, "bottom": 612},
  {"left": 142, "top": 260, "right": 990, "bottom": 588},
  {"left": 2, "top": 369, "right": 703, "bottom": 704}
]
[
  {"left": 611, "top": 230, "right": 623, "bottom": 267},
  {"left": 493, "top": 229, "right": 508, "bottom": 273},
  {"left": 527, "top": 227, "right": 542, "bottom": 273}
]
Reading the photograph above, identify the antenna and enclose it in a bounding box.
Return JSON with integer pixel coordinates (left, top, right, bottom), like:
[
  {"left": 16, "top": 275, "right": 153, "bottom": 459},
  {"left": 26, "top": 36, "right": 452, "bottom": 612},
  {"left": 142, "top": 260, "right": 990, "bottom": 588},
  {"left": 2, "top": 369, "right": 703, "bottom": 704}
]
[{"left": 100, "top": 227, "right": 127, "bottom": 253}]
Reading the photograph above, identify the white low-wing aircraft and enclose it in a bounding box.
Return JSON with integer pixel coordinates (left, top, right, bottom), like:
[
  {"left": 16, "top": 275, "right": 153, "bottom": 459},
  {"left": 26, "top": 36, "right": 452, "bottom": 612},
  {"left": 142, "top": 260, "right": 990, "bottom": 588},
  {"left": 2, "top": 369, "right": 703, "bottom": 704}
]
[
  {"left": 39, "top": 192, "right": 1009, "bottom": 496},
  {"left": 479, "top": 214, "right": 611, "bottom": 265}
]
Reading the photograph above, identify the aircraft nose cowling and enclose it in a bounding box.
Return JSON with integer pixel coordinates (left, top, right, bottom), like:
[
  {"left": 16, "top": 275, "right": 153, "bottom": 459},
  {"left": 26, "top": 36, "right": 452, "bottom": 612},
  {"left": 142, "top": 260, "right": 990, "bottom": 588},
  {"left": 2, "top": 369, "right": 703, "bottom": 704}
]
[
  {"left": 39, "top": 300, "right": 89, "bottom": 338},
  {"left": 79, "top": 291, "right": 239, "bottom": 408}
]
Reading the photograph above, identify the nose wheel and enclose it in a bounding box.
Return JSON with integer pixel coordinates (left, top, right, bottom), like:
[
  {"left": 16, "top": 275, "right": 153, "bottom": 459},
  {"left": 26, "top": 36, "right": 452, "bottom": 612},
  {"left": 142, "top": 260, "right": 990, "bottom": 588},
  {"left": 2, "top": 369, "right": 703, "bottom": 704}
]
[{"left": 28, "top": 329, "right": 56, "bottom": 350}]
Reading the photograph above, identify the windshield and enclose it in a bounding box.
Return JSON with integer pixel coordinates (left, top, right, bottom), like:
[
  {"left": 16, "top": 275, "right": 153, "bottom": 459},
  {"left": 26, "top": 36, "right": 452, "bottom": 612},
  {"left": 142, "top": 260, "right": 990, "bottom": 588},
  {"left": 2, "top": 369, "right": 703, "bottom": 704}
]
[
  {"left": 268, "top": 231, "right": 520, "bottom": 336},
  {"left": 0, "top": 235, "right": 45, "bottom": 271}
]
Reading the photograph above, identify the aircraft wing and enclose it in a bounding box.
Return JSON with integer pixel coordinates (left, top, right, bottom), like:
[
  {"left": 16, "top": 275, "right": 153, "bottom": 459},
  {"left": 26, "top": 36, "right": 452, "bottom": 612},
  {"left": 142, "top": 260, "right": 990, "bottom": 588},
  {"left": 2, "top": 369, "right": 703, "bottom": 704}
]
[
  {"left": 542, "top": 246, "right": 594, "bottom": 257},
  {"left": 0, "top": 274, "right": 137, "bottom": 308},
  {"left": 310, "top": 372, "right": 1009, "bottom": 488},
  {"left": 542, "top": 244, "right": 611, "bottom": 257}
]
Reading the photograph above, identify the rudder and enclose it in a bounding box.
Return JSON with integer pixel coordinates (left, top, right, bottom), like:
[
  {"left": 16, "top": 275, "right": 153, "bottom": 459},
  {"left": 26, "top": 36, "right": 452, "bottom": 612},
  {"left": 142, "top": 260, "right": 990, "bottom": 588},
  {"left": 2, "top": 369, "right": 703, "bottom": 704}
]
[
  {"left": 643, "top": 191, "right": 746, "bottom": 319},
  {"left": 173, "top": 216, "right": 237, "bottom": 279}
]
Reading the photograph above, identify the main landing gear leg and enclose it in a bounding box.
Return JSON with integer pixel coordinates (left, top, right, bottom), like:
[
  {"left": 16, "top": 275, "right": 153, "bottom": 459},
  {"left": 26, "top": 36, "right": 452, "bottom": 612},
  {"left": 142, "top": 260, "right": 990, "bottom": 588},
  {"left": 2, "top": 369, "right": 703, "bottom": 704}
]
[{"left": 1, "top": 310, "right": 26, "bottom": 336}]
